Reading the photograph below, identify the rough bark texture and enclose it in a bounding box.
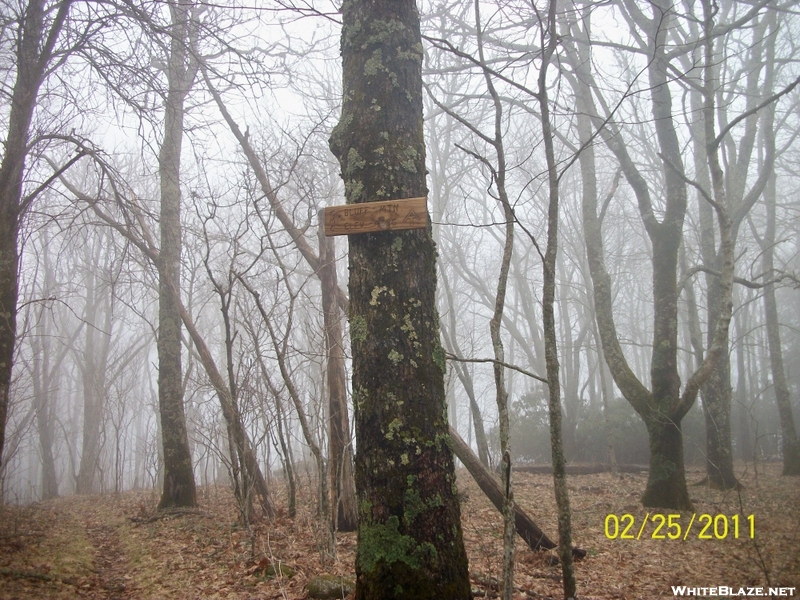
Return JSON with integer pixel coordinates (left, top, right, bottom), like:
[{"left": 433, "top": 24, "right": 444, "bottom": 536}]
[
  {"left": 319, "top": 230, "right": 358, "bottom": 532},
  {"left": 698, "top": 308, "right": 738, "bottom": 488},
  {"left": 157, "top": 0, "right": 197, "bottom": 509},
  {"left": 329, "top": 0, "right": 471, "bottom": 597}
]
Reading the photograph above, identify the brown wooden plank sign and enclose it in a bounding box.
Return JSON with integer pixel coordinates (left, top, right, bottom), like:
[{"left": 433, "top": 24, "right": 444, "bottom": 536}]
[{"left": 322, "top": 196, "right": 427, "bottom": 236}]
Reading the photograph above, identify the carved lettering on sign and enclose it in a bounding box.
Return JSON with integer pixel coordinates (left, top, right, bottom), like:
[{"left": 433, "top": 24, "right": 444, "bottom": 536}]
[{"left": 323, "top": 197, "right": 428, "bottom": 236}]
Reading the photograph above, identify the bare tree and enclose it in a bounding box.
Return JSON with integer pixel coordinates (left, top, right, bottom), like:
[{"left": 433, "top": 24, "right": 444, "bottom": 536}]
[
  {"left": 0, "top": 0, "right": 84, "bottom": 470},
  {"left": 563, "top": 0, "right": 736, "bottom": 509},
  {"left": 751, "top": 21, "right": 800, "bottom": 475},
  {"left": 75, "top": 229, "right": 116, "bottom": 494}
]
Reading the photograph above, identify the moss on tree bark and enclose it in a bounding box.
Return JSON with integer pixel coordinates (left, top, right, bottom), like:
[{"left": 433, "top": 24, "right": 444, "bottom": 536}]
[{"left": 329, "top": 0, "right": 471, "bottom": 597}]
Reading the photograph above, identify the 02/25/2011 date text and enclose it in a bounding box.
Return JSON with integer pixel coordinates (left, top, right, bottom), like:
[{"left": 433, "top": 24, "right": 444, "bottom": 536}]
[{"left": 604, "top": 513, "right": 755, "bottom": 540}]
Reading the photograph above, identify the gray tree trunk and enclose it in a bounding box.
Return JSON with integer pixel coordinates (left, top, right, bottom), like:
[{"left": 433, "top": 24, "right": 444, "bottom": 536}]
[
  {"left": 538, "top": 3, "right": 576, "bottom": 595},
  {"left": 157, "top": 0, "right": 198, "bottom": 509},
  {"left": 760, "top": 166, "right": 800, "bottom": 475},
  {"left": 76, "top": 242, "right": 114, "bottom": 495}
]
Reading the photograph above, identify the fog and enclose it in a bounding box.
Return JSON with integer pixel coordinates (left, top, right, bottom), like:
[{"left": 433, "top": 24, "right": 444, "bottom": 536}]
[{"left": 1, "top": 0, "right": 798, "bottom": 511}]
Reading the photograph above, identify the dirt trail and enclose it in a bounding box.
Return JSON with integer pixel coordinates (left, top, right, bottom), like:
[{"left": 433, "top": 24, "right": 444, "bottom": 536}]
[
  {"left": 0, "top": 495, "right": 144, "bottom": 599},
  {"left": 84, "top": 519, "right": 136, "bottom": 599}
]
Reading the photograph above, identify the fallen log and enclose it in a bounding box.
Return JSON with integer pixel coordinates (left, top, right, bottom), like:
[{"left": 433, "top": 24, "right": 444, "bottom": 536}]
[
  {"left": 513, "top": 464, "right": 648, "bottom": 475},
  {"left": 0, "top": 567, "right": 78, "bottom": 586},
  {"left": 449, "top": 426, "right": 585, "bottom": 558}
]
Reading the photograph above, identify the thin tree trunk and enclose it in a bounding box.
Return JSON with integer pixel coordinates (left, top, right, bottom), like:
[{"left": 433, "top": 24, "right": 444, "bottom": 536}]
[
  {"left": 175, "top": 278, "right": 275, "bottom": 517},
  {"left": 538, "top": 3, "right": 576, "bottom": 595},
  {"left": 272, "top": 388, "right": 297, "bottom": 517},
  {"left": 76, "top": 241, "right": 114, "bottom": 494},
  {"left": 469, "top": 1, "right": 518, "bottom": 593},
  {"left": 761, "top": 169, "right": 800, "bottom": 476},
  {"left": 157, "top": 0, "right": 198, "bottom": 509},
  {"left": 319, "top": 228, "right": 358, "bottom": 532},
  {"left": 733, "top": 304, "right": 753, "bottom": 462},
  {"left": 755, "top": 10, "right": 800, "bottom": 477},
  {"left": 32, "top": 309, "right": 58, "bottom": 500},
  {"left": 254, "top": 282, "right": 334, "bottom": 556},
  {"left": 594, "top": 327, "right": 618, "bottom": 474},
  {"left": 441, "top": 271, "right": 490, "bottom": 467},
  {"left": 32, "top": 237, "right": 65, "bottom": 500}
]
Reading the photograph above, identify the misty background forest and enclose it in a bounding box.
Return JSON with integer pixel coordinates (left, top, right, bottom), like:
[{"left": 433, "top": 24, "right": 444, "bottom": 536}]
[{"left": 1, "top": 0, "right": 799, "bottom": 567}]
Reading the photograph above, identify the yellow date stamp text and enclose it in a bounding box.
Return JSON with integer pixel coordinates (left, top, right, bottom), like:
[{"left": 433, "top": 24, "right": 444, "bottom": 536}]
[{"left": 604, "top": 513, "right": 755, "bottom": 540}]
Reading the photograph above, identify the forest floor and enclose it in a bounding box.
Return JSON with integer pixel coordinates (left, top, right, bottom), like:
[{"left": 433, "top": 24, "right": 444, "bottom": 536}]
[{"left": 1, "top": 461, "right": 798, "bottom": 599}]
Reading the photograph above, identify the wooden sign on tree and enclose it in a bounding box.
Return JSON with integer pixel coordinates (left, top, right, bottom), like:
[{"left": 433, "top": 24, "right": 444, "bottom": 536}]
[{"left": 322, "top": 196, "right": 428, "bottom": 236}]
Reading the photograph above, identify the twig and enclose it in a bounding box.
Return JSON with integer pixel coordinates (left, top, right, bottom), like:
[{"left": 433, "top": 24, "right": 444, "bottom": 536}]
[{"left": 446, "top": 353, "right": 547, "bottom": 384}]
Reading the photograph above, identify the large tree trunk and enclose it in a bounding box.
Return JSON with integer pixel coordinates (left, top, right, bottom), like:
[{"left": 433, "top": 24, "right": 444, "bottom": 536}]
[
  {"left": 692, "top": 7, "right": 774, "bottom": 490},
  {"left": 563, "top": 0, "right": 736, "bottom": 511},
  {"left": 0, "top": 157, "right": 22, "bottom": 476},
  {"left": 565, "top": 1, "right": 693, "bottom": 511},
  {"left": 694, "top": 144, "right": 737, "bottom": 488},
  {"left": 698, "top": 326, "right": 738, "bottom": 488},
  {"left": 157, "top": 0, "right": 198, "bottom": 509},
  {"left": 641, "top": 417, "right": 691, "bottom": 508},
  {"left": 329, "top": 0, "right": 471, "bottom": 597}
]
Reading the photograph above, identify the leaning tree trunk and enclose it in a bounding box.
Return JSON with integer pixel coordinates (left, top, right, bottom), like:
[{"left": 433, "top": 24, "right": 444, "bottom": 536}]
[
  {"left": 319, "top": 230, "right": 358, "bottom": 532},
  {"left": 329, "top": 0, "right": 471, "bottom": 597},
  {"left": 157, "top": 0, "right": 198, "bottom": 509}
]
